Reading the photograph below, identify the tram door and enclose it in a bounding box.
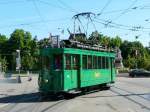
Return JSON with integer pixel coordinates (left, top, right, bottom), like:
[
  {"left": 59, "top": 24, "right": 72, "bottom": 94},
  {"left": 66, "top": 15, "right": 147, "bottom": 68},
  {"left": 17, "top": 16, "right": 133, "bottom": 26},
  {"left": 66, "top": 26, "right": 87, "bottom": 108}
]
[
  {"left": 71, "top": 54, "right": 80, "bottom": 89},
  {"left": 72, "top": 54, "right": 80, "bottom": 89},
  {"left": 65, "top": 54, "right": 80, "bottom": 89}
]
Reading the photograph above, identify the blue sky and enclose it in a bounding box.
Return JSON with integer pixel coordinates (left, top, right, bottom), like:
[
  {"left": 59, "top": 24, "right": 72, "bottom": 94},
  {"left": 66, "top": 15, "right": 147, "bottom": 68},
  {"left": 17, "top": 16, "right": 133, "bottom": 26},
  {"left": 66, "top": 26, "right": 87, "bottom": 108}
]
[{"left": 0, "top": 0, "right": 150, "bottom": 46}]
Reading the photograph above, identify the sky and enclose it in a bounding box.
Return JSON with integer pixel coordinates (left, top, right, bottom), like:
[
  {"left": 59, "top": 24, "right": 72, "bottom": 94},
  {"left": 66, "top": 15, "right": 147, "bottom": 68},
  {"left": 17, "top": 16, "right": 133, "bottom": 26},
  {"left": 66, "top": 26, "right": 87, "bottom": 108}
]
[{"left": 0, "top": 0, "right": 150, "bottom": 46}]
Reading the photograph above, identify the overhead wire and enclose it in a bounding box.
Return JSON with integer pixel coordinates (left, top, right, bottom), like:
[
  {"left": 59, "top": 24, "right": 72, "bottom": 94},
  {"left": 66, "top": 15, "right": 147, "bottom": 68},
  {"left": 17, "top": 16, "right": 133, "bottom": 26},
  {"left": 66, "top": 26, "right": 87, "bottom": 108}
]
[
  {"left": 37, "top": 0, "right": 76, "bottom": 13},
  {"left": 96, "top": 3, "right": 150, "bottom": 16},
  {"left": 0, "top": 17, "right": 70, "bottom": 29},
  {"left": 0, "top": 0, "right": 25, "bottom": 5},
  {"left": 95, "top": 0, "right": 139, "bottom": 28},
  {"left": 31, "top": 0, "right": 50, "bottom": 33},
  {"left": 97, "top": 0, "right": 112, "bottom": 16},
  {"left": 0, "top": 0, "right": 71, "bottom": 30},
  {"left": 93, "top": 18, "right": 150, "bottom": 33},
  {"left": 57, "top": 0, "right": 78, "bottom": 13},
  {"left": 1, "top": 0, "right": 150, "bottom": 39},
  {"left": 94, "top": 0, "right": 150, "bottom": 33},
  {"left": 112, "top": 0, "right": 138, "bottom": 21}
]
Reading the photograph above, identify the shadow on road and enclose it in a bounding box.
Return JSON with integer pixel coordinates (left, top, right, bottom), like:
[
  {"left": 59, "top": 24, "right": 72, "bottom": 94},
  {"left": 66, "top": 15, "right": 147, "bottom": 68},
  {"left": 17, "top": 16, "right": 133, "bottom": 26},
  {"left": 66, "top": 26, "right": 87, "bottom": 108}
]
[
  {"left": 0, "top": 92, "right": 78, "bottom": 103},
  {"left": 0, "top": 92, "right": 41, "bottom": 103},
  {"left": 1, "top": 91, "right": 149, "bottom": 103},
  {"left": 0, "top": 87, "right": 111, "bottom": 103}
]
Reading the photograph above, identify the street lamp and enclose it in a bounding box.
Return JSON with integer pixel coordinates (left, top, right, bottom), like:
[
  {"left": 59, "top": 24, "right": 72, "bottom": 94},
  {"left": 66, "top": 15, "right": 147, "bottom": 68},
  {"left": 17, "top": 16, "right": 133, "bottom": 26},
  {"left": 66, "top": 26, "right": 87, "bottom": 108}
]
[
  {"left": 135, "top": 36, "right": 139, "bottom": 69},
  {"left": 16, "top": 50, "right": 21, "bottom": 83}
]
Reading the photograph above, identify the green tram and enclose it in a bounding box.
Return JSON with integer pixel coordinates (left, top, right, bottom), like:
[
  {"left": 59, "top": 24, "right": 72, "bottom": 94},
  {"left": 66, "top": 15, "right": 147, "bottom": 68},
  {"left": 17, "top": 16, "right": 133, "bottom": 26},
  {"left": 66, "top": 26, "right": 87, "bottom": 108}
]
[{"left": 38, "top": 45, "right": 116, "bottom": 94}]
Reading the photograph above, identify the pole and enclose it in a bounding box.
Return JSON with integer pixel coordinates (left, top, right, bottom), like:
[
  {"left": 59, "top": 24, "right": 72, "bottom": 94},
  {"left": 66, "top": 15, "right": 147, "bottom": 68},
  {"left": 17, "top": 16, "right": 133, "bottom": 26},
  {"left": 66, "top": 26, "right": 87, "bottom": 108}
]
[
  {"left": 135, "top": 49, "right": 137, "bottom": 69},
  {"left": 135, "top": 36, "right": 138, "bottom": 69},
  {"left": 16, "top": 50, "right": 21, "bottom": 83}
]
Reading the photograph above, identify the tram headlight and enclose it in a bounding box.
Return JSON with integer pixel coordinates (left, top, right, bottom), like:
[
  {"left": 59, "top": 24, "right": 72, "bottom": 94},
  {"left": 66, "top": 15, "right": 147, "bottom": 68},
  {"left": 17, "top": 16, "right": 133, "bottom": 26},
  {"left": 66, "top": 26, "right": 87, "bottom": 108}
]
[{"left": 44, "top": 79, "right": 48, "bottom": 83}]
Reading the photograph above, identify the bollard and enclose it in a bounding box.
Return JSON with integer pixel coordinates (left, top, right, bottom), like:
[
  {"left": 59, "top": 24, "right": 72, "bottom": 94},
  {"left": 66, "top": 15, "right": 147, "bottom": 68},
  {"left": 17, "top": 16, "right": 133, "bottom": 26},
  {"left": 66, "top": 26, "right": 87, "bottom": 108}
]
[
  {"left": 27, "top": 71, "right": 32, "bottom": 81},
  {"left": 28, "top": 76, "right": 32, "bottom": 81},
  {"left": 16, "top": 75, "right": 21, "bottom": 83}
]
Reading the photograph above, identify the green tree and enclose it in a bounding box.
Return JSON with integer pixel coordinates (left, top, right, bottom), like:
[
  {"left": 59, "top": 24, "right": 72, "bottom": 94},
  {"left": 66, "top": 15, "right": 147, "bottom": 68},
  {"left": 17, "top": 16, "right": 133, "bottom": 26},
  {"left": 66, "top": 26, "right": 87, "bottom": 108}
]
[
  {"left": 38, "top": 38, "right": 50, "bottom": 48},
  {"left": 88, "top": 31, "right": 104, "bottom": 45},
  {"left": 6, "top": 29, "right": 35, "bottom": 71},
  {"left": 0, "top": 56, "right": 8, "bottom": 72},
  {"left": 9, "top": 29, "right": 25, "bottom": 50},
  {"left": 110, "top": 36, "right": 122, "bottom": 48},
  {"left": 0, "top": 34, "right": 8, "bottom": 53},
  {"left": 100, "top": 36, "right": 111, "bottom": 48}
]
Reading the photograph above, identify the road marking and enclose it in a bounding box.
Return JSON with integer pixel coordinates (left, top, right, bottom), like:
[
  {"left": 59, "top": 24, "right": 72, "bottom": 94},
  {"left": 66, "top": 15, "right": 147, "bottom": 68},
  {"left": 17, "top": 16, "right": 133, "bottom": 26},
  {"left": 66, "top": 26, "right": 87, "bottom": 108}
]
[{"left": 0, "top": 104, "right": 9, "bottom": 108}]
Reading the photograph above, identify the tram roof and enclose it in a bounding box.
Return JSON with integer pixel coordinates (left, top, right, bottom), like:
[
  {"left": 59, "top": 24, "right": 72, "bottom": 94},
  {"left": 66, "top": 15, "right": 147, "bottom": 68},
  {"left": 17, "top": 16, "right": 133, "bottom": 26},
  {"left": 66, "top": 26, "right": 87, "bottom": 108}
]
[{"left": 40, "top": 48, "right": 116, "bottom": 57}]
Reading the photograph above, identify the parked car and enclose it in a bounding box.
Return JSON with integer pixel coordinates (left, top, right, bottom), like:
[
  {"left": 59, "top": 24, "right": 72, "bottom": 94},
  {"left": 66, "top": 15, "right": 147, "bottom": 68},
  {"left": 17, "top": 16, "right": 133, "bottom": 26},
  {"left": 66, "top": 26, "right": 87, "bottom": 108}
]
[{"left": 129, "top": 69, "right": 150, "bottom": 77}]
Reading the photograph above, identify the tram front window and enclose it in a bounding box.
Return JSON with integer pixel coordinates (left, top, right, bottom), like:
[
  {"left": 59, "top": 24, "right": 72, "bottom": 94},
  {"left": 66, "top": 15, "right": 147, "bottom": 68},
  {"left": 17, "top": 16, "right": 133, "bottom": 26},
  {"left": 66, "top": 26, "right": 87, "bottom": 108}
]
[{"left": 41, "top": 56, "right": 50, "bottom": 71}]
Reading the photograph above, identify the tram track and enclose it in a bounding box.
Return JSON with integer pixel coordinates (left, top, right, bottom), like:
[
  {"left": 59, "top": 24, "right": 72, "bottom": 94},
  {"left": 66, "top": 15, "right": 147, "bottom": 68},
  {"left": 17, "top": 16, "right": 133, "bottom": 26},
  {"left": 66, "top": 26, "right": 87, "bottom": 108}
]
[
  {"left": 39, "top": 100, "right": 67, "bottom": 112},
  {"left": 0, "top": 78, "right": 70, "bottom": 112},
  {"left": 0, "top": 81, "right": 39, "bottom": 112},
  {"left": 78, "top": 84, "right": 150, "bottom": 111},
  {"left": 4, "top": 94, "right": 38, "bottom": 112},
  {"left": 118, "top": 79, "right": 150, "bottom": 89},
  {"left": 110, "top": 86, "right": 150, "bottom": 111},
  {"left": 11, "top": 95, "right": 68, "bottom": 112},
  {"left": 113, "top": 86, "right": 150, "bottom": 101}
]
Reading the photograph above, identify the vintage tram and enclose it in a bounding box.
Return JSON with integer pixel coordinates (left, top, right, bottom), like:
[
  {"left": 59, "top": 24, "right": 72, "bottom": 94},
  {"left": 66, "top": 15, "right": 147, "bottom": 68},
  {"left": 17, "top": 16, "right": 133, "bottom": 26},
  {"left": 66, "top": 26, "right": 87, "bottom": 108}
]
[{"left": 38, "top": 40, "right": 116, "bottom": 95}]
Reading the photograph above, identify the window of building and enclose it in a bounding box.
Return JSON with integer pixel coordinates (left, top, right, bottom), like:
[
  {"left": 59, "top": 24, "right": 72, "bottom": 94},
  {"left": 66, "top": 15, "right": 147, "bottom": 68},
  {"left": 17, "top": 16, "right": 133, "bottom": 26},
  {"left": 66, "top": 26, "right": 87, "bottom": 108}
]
[{"left": 83, "top": 55, "right": 87, "bottom": 69}]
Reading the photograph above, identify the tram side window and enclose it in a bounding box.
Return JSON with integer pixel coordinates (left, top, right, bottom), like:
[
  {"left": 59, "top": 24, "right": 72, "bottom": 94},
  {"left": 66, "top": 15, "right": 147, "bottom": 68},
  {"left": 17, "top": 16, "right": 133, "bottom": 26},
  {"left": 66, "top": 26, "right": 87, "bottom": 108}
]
[
  {"left": 72, "top": 55, "right": 79, "bottom": 69},
  {"left": 113, "top": 58, "right": 115, "bottom": 68},
  {"left": 102, "top": 57, "right": 106, "bottom": 69},
  {"left": 98, "top": 56, "right": 102, "bottom": 69},
  {"left": 54, "top": 54, "right": 62, "bottom": 70},
  {"left": 106, "top": 57, "right": 109, "bottom": 69},
  {"left": 65, "top": 54, "right": 71, "bottom": 70},
  {"left": 88, "top": 55, "right": 92, "bottom": 69},
  {"left": 42, "top": 56, "right": 50, "bottom": 70},
  {"left": 82, "top": 55, "right": 87, "bottom": 69},
  {"left": 93, "top": 56, "right": 97, "bottom": 69}
]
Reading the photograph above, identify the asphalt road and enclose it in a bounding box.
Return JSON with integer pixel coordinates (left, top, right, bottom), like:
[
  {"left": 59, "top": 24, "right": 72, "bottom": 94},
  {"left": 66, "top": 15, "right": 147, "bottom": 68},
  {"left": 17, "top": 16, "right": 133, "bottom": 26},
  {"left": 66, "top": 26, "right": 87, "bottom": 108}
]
[{"left": 0, "top": 74, "right": 150, "bottom": 112}]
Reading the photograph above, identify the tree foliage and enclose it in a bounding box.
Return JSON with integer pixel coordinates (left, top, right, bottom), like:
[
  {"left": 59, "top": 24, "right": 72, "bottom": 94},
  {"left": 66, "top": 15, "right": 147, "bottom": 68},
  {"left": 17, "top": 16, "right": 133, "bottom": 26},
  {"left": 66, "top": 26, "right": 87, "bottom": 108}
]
[
  {"left": 0, "top": 56, "right": 8, "bottom": 72},
  {"left": 0, "top": 30, "right": 150, "bottom": 71}
]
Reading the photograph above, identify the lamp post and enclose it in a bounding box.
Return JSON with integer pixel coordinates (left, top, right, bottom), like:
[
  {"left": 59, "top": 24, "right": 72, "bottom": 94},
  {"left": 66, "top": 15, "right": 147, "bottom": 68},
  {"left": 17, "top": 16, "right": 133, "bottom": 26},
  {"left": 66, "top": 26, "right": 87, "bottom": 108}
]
[
  {"left": 135, "top": 36, "right": 139, "bottom": 69},
  {"left": 16, "top": 49, "right": 21, "bottom": 83}
]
